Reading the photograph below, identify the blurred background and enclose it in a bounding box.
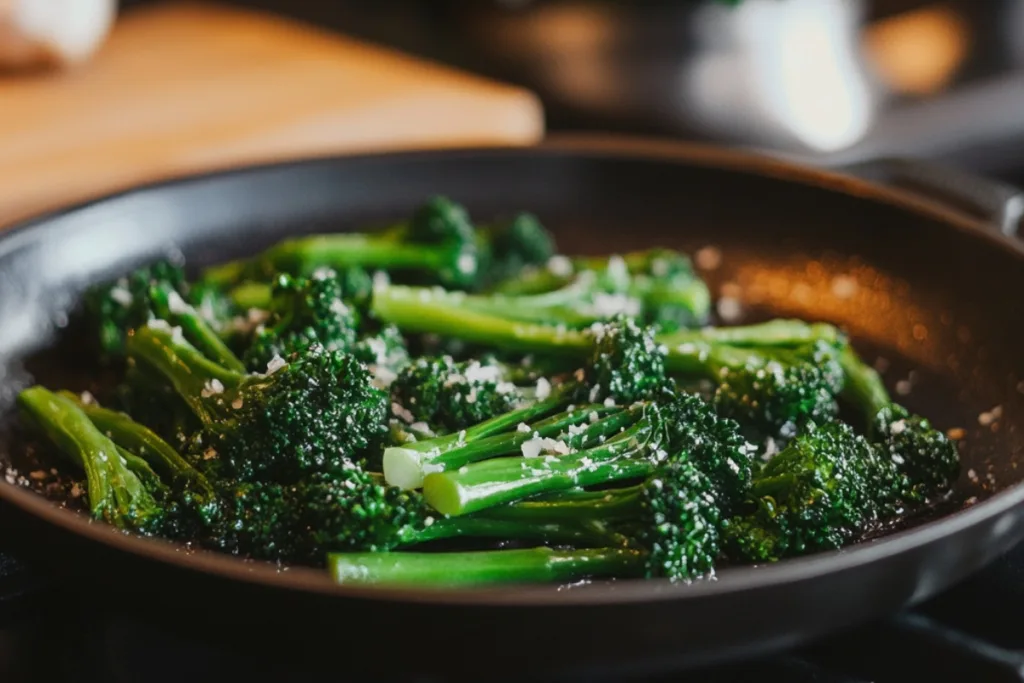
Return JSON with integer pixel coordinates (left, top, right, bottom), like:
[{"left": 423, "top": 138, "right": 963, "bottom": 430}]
[
  {"left": 5, "top": 0, "right": 1024, "bottom": 230},
  {"left": 108, "top": 0, "right": 1024, "bottom": 184}
]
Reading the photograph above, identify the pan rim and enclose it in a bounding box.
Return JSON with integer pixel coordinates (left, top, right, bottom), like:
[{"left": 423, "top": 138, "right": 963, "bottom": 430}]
[{"left": 2, "top": 133, "right": 1023, "bottom": 607}]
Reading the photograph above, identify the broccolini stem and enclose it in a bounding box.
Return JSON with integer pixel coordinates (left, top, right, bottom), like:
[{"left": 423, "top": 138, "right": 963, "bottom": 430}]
[
  {"left": 58, "top": 391, "right": 214, "bottom": 499},
  {"left": 198, "top": 259, "right": 250, "bottom": 290},
  {"left": 371, "top": 285, "right": 592, "bottom": 356},
  {"left": 662, "top": 340, "right": 775, "bottom": 376},
  {"left": 485, "top": 484, "right": 645, "bottom": 526},
  {"left": 383, "top": 402, "right": 627, "bottom": 490},
  {"left": 394, "top": 516, "right": 629, "bottom": 550},
  {"left": 837, "top": 345, "right": 892, "bottom": 423},
  {"left": 228, "top": 281, "right": 273, "bottom": 311},
  {"left": 118, "top": 447, "right": 170, "bottom": 498},
  {"left": 749, "top": 472, "right": 799, "bottom": 500},
  {"left": 658, "top": 319, "right": 842, "bottom": 348},
  {"left": 382, "top": 392, "right": 578, "bottom": 489},
  {"left": 328, "top": 546, "right": 645, "bottom": 586},
  {"left": 456, "top": 272, "right": 611, "bottom": 327},
  {"left": 422, "top": 421, "right": 658, "bottom": 516},
  {"left": 489, "top": 268, "right": 570, "bottom": 296},
  {"left": 411, "top": 391, "right": 575, "bottom": 457},
  {"left": 125, "top": 325, "right": 244, "bottom": 422},
  {"left": 147, "top": 285, "right": 246, "bottom": 373},
  {"left": 16, "top": 387, "right": 157, "bottom": 528},
  {"left": 205, "top": 234, "right": 457, "bottom": 284}
]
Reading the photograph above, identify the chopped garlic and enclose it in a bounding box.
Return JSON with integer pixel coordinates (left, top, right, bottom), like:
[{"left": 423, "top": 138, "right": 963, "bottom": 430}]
[
  {"left": 370, "top": 365, "right": 398, "bottom": 390},
  {"left": 201, "top": 379, "right": 225, "bottom": 397},
  {"left": 547, "top": 255, "right": 573, "bottom": 277},
  {"left": 521, "top": 437, "right": 571, "bottom": 459},
  {"left": 457, "top": 253, "right": 477, "bottom": 275},
  {"left": 391, "top": 402, "right": 415, "bottom": 424},
  {"left": 166, "top": 290, "right": 192, "bottom": 315},
  {"left": 535, "top": 377, "right": 551, "bottom": 400},
  {"left": 265, "top": 355, "right": 286, "bottom": 375},
  {"left": 109, "top": 286, "right": 132, "bottom": 307}
]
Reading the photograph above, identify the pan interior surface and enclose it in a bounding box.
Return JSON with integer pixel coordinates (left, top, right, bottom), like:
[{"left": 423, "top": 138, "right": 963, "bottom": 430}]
[{"left": 1, "top": 144, "right": 1024, "bottom": 606}]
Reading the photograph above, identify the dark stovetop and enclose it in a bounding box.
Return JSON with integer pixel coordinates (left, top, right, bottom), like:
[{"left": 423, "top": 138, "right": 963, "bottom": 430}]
[{"left": 4, "top": 538, "right": 1024, "bottom": 683}]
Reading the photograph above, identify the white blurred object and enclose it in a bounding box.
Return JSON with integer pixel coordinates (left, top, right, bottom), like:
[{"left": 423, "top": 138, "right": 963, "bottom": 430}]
[
  {"left": 684, "top": 0, "right": 878, "bottom": 154},
  {"left": 0, "top": 0, "right": 116, "bottom": 70}
]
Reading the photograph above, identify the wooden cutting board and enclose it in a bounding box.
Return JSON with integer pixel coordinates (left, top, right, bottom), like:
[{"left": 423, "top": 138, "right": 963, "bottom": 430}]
[{"left": 0, "top": 1, "right": 545, "bottom": 227}]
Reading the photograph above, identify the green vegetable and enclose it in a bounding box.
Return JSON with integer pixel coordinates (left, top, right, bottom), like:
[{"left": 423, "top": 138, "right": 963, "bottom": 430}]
[
  {"left": 421, "top": 394, "right": 751, "bottom": 517},
  {"left": 200, "top": 196, "right": 484, "bottom": 291},
  {"left": 83, "top": 259, "right": 243, "bottom": 371},
  {"left": 241, "top": 270, "right": 361, "bottom": 372},
  {"left": 125, "top": 324, "right": 389, "bottom": 482},
  {"left": 329, "top": 546, "right": 645, "bottom": 586},
  {"left": 17, "top": 386, "right": 167, "bottom": 532},
  {"left": 18, "top": 197, "right": 960, "bottom": 588},
  {"left": 331, "top": 459, "right": 722, "bottom": 586},
  {"left": 839, "top": 346, "right": 960, "bottom": 500},
  {"left": 722, "top": 420, "right": 909, "bottom": 562}
]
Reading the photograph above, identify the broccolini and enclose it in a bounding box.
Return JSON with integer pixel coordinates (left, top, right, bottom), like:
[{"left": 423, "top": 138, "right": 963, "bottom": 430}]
[{"left": 11, "top": 197, "right": 962, "bottom": 590}]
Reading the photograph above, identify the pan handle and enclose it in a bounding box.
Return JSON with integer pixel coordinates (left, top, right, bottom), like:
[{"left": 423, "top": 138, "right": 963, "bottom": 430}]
[{"left": 835, "top": 157, "right": 1024, "bottom": 237}]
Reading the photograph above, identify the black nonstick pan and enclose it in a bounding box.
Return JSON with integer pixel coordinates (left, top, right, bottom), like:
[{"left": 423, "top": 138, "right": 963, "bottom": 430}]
[{"left": 1, "top": 135, "right": 1024, "bottom": 681}]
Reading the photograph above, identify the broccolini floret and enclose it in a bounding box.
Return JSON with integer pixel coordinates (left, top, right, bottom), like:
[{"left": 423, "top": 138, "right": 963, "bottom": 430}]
[
  {"left": 242, "top": 270, "right": 361, "bottom": 372},
  {"left": 722, "top": 421, "right": 908, "bottom": 562},
  {"left": 126, "top": 325, "right": 389, "bottom": 482},
  {"left": 476, "top": 212, "right": 556, "bottom": 289},
  {"left": 578, "top": 315, "right": 670, "bottom": 404},
  {"left": 390, "top": 355, "right": 525, "bottom": 433},
  {"left": 839, "top": 346, "right": 960, "bottom": 501}
]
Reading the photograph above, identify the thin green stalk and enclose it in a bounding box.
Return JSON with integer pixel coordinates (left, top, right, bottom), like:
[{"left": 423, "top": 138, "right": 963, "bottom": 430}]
[
  {"left": 206, "top": 234, "right": 455, "bottom": 286},
  {"left": 228, "top": 281, "right": 273, "bottom": 311},
  {"left": 118, "top": 447, "right": 170, "bottom": 498},
  {"left": 148, "top": 286, "right": 246, "bottom": 373},
  {"left": 456, "top": 272, "right": 613, "bottom": 327},
  {"left": 663, "top": 340, "right": 776, "bottom": 375},
  {"left": 422, "top": 420, "right": 659, "bottom": 516},
  {"left": 838, "top": 345, "right": 891, "bottom": 423},
  {"left": 485, "top": 485, "right": 645, "bottom": 526},
  {"left": 439, "top": 403, "right": 637, "bottom": 468},
  {"left": 125, "top": 325, "right": 243, "bottom": 422},
  {"left": 328, "top": 546, "right": 645, "bottom": 586},
  {"left": 383, "top": 402, "right": 627, "bottom": 490},
  {"left": 392, "top": 516, "right": 628, "bottom": 550},
  {"left": 58, "top": 390, "right": 213, "bottom": 498},
  {"left": 370, "top": 285, "right": 592, "bottom": 356},
  {"left": 16, "top": 387, "right": 158, "bottom": 528},
  {"left": 658, "top": 319, "right": 841, "bottom": 348}
]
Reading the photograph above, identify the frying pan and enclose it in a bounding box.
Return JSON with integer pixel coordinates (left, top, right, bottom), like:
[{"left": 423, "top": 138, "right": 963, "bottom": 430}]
[{"left": 1, "top": 135, "right": 1024, "bottom": 681}]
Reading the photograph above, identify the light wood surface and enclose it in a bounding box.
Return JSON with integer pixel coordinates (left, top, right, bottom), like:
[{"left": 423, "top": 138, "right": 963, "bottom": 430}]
[{"left": 0, "top": 1, "right": 545, "bottom": 227}]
